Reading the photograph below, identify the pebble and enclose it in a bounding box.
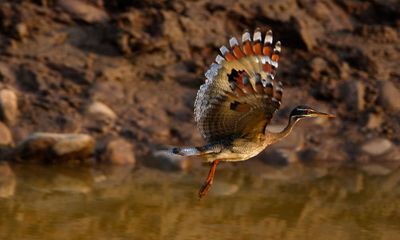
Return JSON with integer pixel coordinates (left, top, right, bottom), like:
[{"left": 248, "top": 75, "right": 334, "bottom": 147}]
[
  {"left": 102, "top": 139, "right": 136, "bottom": 165},
  {"left": 361, "top": 138, "right": 393, "bottom": 156},
  {"left": 379, "top": 81, "right": 400, "bottom": 111},
  {"left": 366, "top": 112, "right": 383, "bottom": 129},
  {"left": 0, "top": 63, "right": 15, "bottom": 82},
  {"left": 87, "top": 101, "right": 117, "bottom": 121},
  {"left": 0, "top": 89, "right": 18, "bottom": 125},
  {"left": 16, "top": 132, "right": 95, "bottom": 162},
  {"left": 85, "top": 101, "right": 117, "bottom": 132},
  {"left": 310, "top": 57, "right": 328, "bottom": 75},
  {"left": 57, "top": 0, "right": 109, "bottom": 23},
  {"left": 16, "top": 23, "right": 29, "bottom": 40}
]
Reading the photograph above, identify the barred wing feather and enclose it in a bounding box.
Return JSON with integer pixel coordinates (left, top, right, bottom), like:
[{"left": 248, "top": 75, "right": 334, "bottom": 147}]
[{"left": 194, "top": 29, "right": 283, "bottom": 142}]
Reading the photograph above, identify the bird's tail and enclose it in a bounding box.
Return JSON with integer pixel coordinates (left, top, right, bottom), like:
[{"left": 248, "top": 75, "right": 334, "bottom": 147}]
[
  {"left": 170, "top": 143, "right": 221, "bottom": 157},
  {"left": 170, "top": 146, "right": 203, "bottom": 156}
]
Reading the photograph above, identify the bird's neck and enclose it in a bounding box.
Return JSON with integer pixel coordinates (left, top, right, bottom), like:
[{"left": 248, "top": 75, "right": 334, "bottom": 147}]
[{"left": 265, "top": 117, "right": 300, "bottom": 143}]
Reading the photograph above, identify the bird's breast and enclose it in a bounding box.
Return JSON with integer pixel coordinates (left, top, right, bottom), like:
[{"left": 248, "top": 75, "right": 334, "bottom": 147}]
[{"left": 204, "top": 137, "right": 267, "bottom": 162}]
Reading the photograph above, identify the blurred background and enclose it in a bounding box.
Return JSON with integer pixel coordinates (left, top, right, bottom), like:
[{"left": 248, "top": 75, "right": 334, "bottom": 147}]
[{"left": 0, "top": 0, "right": 399, "bottom": 239}]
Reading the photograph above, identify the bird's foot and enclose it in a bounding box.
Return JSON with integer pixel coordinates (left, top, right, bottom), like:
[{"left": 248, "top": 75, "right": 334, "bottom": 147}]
[
  {"left": 198, "top": 160, "right": 220, "bottom": 199},
  {"left": 198, "top": 181, "right": 212, "bottom": 198}
]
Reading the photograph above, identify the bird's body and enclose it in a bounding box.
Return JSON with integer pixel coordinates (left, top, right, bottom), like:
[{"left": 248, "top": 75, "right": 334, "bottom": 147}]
[{"left": 171, "top": 28, "right": 334, "bottom": 197}]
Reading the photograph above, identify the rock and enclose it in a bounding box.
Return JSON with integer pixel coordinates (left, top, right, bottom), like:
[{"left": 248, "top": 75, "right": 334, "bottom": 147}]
[
  {"left": 0, "top": 89, "right": 18, "bottom": 125},
  {"left": 339, "top": 80, "right": 365, "bottom": 112},
  {"left": 102, "top": 139, "right": 136, "bottom": 165},
  {"left": 0, "top": 162, "right": 16, "bottom": 198},
  {"left": 383, "top": 147, "right": 400, "bottom": 161},
  {"left": 310, "top": 57, "right": 328, "bottom": 75},
  {"left": 85, "top": 101, "right": 117, "bottom": 132},
  {"left": 340, "top": 62, "right": 350, "bottom": 80},
  {"left": 310, "top": 57, "right": 329, "bottom": 81},
  {"left": 379, "top": 81, "right": 400, "bottom": 111},
  {"left": 87, "top": 101, "right": 117, "bottom": 121},
  {"left": 15, "top": 132, "right": 95, "bottom": 162},
  {"left": 0, "top": 63, "right": 15, "bottom": 82},
  {"left": 366, "top": 112, "right": 383, "bottom": 129},
  {"left": 57, "top": 0, "right": 109, "bottom": 23},
  {"left": 361, "top": 138, "right": 393, "bottom": 156},
  {"left": 15, "top": 22, "right": 29, "bottom": 40},
  {"left": 0, "top": 122, "right": 13, "bottom": 147}
]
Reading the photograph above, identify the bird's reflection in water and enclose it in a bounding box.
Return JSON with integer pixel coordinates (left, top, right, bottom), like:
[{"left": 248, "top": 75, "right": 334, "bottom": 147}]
[{"left": 0, "top": 161, "right": 400, "bottom": 240}]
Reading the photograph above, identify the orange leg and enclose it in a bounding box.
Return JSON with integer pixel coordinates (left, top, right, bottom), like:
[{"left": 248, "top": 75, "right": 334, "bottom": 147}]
[{"left": 198, "top": 160, "right": 220, "bottom": 198}]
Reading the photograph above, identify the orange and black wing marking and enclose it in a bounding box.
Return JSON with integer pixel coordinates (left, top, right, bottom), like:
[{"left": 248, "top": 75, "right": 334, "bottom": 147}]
[{"left": 194, "top": 29, "right": 283, "bottom": 142}]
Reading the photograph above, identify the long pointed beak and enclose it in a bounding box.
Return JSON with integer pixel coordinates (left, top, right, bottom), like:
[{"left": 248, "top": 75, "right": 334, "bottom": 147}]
[{"left": 310, "top": 111, "right": 335, "bottom": 118}]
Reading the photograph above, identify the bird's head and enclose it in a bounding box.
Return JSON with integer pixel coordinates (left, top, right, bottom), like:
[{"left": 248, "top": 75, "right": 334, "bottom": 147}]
[{"left": 289, "top": 105, "right": 335, "bottom": 121}]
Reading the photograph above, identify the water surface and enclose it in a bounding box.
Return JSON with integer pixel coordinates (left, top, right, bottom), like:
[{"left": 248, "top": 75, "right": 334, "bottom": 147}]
[{"left": 1, "top": 161, "right": 400, "bottom": 240}]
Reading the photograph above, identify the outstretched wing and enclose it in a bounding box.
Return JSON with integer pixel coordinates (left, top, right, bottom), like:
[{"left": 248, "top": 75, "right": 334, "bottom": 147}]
[{"left": 194, "top": 29, "right": 283, "bottom": 142}]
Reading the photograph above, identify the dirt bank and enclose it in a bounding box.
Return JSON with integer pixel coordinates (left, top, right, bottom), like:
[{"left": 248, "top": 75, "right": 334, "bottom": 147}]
[{"left": 0, "top": 0, "right": 399, "bottom": 167}]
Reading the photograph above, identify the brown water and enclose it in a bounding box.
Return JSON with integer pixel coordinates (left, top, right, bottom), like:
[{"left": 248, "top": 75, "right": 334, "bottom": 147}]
[{"left": 1, "top": 161, "right": 400, "bottom": 240}]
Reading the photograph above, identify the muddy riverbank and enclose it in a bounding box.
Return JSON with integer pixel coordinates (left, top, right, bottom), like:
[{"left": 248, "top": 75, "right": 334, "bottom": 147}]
[{"left": 0, "top": 0, "right": 399, "bottom": 168}]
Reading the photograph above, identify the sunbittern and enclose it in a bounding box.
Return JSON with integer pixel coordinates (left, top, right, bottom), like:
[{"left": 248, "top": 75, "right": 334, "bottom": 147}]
[{"left": 171, "top": 28, "right": 334, "bottom": 198}]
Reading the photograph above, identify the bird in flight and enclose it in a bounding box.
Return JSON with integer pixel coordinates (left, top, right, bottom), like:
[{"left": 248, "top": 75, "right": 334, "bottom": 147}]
[{"left": 171, "top": 28, "right": 334, "bottom": 198}]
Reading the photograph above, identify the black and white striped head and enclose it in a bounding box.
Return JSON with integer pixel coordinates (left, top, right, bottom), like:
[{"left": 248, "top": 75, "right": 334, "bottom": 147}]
[{"left": 290, "top": 105, "right": 334, "bottom": 120}]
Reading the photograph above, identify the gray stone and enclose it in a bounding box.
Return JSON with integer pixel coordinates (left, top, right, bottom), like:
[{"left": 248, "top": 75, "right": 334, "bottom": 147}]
[
  {"left": 16, "top": 132, "right": 94, "bottom": 162},
  {"left": 0, "top": 162, "right": 16, "bottom": 198},
  {"left": 361, "top": 138, "right": 393, "bottom": 156},
  {"left": 0, "top": 122, "right": 13, "bottom": 147},
  {"left": 102, "top": 139, "right": 136, "bottom": 165},
  {"left": 0, "top": 89, "right": 18, "bottom": 125},
  {"left": 379, "top": 81, "right": 400, "bottom": 111}
]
